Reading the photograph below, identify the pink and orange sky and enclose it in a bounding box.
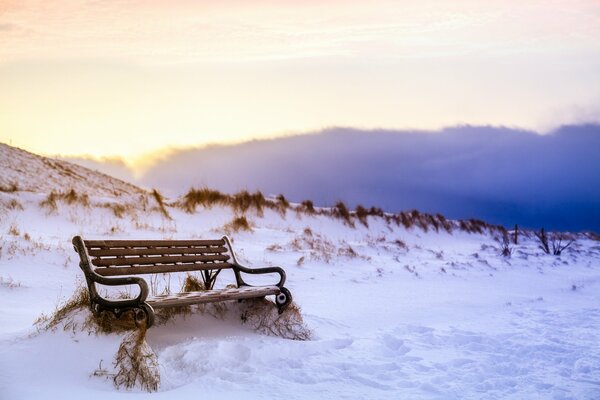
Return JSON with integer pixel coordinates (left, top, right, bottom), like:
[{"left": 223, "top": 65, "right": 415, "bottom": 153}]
[{"left": 0, "top": 0, "right": 599, "bottom": 164}]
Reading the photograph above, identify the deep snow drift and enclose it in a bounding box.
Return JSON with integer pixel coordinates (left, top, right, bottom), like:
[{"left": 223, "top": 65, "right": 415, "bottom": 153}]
[{"left": 1, "top": 144, "right": 599, "bottom": 399}]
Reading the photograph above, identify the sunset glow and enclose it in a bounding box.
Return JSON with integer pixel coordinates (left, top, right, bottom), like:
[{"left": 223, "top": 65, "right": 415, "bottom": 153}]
[{"left": 1, "top": 0, "right": 599, "bottom": 162}]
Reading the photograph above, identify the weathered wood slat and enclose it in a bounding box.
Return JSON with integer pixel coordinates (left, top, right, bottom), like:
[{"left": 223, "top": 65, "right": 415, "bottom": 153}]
[
  {"left": 147, "top": 286, "right": 280, "bottom": 308},
  {"left": 84, "top": 239, "right": 225, "bottom": 248},
  {"left": 92, "top": 254, "right": 230, "bottom": 267},
  {"left": 94, "top": 262, "right": 233, "bottom": 276},
  {"left": 88, "top": 246, "right": 228, "bottom": 257}
]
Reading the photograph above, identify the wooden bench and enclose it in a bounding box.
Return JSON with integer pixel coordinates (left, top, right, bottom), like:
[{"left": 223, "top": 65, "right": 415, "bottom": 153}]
[{"left": 72, "top": 236, "right": 292, "bottom": 328}]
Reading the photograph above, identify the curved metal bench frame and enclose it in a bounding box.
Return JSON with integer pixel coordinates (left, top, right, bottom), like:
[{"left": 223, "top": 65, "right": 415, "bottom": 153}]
[{"left": 72, "top": 235, "right": 292, "bottom": 327}]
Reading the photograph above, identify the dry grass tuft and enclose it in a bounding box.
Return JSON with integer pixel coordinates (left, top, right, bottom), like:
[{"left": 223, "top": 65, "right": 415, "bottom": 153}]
[
  {"left": 436, "top": 213, "right": 454, "bottom": 233},
  {"left": 0, "top": 181, "right": 19, "bottom": 192},
  {"left": 333, "top": 201, "right": 354, "bottom": 227},
  {"left": 224, "top": 215, "right": 253, "bottom": 233},
  {"left": 40, "top": 189, "right": 90, "bottom": 212},
  {"left": 35, "top": 285, "right": 90, "bottom": 332},
  {"left": 182, "top": 273, "right": 205, "bottom": 292},
  {"left": 108, "top": 203, "right": 129, "bottom": 218},
  {"left": 39, "top": 191, "right": 58, "bottom": 211},
  {"left": 181, "top": 187, "right": 229, "bottom": 212},
  {"left": 368, "top": 207, "right": 385, "bottom": 218},
  {"left": 151, "top": 189, "right": 172, "bottom": 220},
  {"left": 459, "top": 218, "right": 491, "bottom": 234},
  {"left": 8, "top": 223, "right": 19, "bottom": 236},
  {"left": 273, "top": 194, "right": 290, "bottom": 216},
  {"left": 355, "top": 205, "right": 369, "bottom": 227},
  {"left": 34, "top": 283, "right": 138, "bottom": 334},
  {"left": 299, "top": 200, "right": 316, "bottom": 214},
  {"left": 63, "top": 188, "right": 89, "bottom": 206},
  {"left": 5, "top": 198, "right": 24, "bottom": 210},
  {"left": 240, "top": 299, "right": 312, "bottom": 341},
  {"left": 231, "top": 190, "right": 266, "bottom": 216},
  {"left": 113, "top": 327, "right": 160, "bottom": 392}
]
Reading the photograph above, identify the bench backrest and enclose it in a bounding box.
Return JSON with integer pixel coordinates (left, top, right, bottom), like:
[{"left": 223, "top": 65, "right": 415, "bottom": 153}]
[{"left": 83, "top": 239, "right": 233, "bottom": 276}]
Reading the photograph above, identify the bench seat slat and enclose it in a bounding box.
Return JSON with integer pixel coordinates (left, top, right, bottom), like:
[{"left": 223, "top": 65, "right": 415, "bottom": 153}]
[
  {"left": 147, "top": 286, "right": 280, "bottom": 308},
  {"left": 94, "top": 262, "right": 234, "bottom": 276},
  {"left": 84, "top": 239, "right": 225, "bottom": 247},
  {"left": 88, "top": 246, "right": 228, "bottom": 257},
  {"left": 91, "top": 254, "right": 230, "bottom": 267}
]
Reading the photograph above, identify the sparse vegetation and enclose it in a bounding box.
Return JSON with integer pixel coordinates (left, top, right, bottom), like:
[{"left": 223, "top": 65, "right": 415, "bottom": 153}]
[
  {"left": 109, "top": 203, "right": 128, "bottom": 218},
  {"left": 535, "top": 228, "right": 551, "bottom": 254},
  {"left": 0, "top": 276, "right": 23, "bottom": 289},
  {"left": 113, "top": 328, "right": 160, "bottom": 392},
  {"left": 151, "top": 189, "right": 171, "bottom": 220},
  {"left": 333, "top": 201, "right": 354, "bottom": 227},
  {"left": 500, "top": 231, "right": 512, "bottom": 257},
  {"left": 39, "top": 189, "right": 90, "bottom": 212},
  {"left": 182, "top": 273, "right": 205, "bottom": 292},
  {"left": 5, "top": 198, "right": 23, "bottom": 210},
  {"left": 176, "top": 186, "right": 503, "bottom": 235},
  {"left": 240, "top": 298, "right": 312, "bottom": 341},
  {"left": 181, "top": 187, "right": 229, "bottom": 212},
  {"left": 232, "top": 190, "right": 266, "bottom": 216},
  {"left": 34, "top": 285, "right": 91, "bottom": 332},
  {"left": 0, "top": 181, "right": 19, "bottom": 192},
  {"left": 224, "top": 215, "right": 253, "bottom": 233},
  {"left": 355, "top": 205, "right": 369, "bottom": 227},
  {"left": 299, "top": 200, "right": 316, "bottom": 214},
  {"left": 551, "top": 233, "right": 575, "bottom": 256},
  {"left": 394, "top": 239, "right": 408, "bottom": 250},
  {"left": 8, "top": 223, "right": 19, "bottom": 236},
  {"left": 274, "top": 194, "right": 290, "bottom": 216}
]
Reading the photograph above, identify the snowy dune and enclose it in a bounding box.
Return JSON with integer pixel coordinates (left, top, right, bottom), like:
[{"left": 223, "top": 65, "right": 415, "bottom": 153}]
[{"left": 1, "top": 144, "right": 599, "bottom": 399}]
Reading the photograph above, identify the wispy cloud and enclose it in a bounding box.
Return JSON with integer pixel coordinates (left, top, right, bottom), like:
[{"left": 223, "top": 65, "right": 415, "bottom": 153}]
[{"left": 1, "top": 1, "right": 598, "bottom": 64}]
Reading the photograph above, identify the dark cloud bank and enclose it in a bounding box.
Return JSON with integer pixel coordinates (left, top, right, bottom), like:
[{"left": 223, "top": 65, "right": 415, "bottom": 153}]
[{"left": 74, "top": 124, "right": 600, "bottom": 232}]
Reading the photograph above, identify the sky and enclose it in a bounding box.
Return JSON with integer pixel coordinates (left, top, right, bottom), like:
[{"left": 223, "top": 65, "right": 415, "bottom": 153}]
[{"left": 1, "top": 0, "right": 599, "bottom": 165}]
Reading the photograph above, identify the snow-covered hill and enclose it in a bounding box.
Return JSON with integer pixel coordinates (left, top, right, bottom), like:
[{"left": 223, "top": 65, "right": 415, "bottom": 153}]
[
  {"left": 1, "top": 143, "right": 599, "bottom": 399},
  {"left": 0, "top": 143, "right": 144, "bottom": 198}
]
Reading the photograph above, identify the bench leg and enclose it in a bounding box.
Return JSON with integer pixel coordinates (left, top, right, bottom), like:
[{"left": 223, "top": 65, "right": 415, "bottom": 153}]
[
  {"left": 134, "top": 303, "right": 155, "bottom": 328},
  {"left": 89, "top": 301, "right": 155, "bottom": 329},
  {"left": 275, "top": 287, "right": 292, "bottom": 314}
]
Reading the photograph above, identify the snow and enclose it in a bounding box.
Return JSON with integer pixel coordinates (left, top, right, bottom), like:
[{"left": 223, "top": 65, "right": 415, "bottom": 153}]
[{"left": 1, "top": 146, "right": 600, "bottom": 399}]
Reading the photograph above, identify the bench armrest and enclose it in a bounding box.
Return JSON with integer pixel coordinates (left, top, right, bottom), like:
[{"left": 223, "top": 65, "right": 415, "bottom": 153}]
[
  {"left": 73, "top": 235, "right": 149, "bottom": 308},
  {"left": 87, "top": 268, "right": 149, "bottom": 303},
  {"left": 234, "top": 263, "right": 286, "bottom": 288},
  {"left": 221, "top": 235, "right": 287, "bottom": 288}
]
